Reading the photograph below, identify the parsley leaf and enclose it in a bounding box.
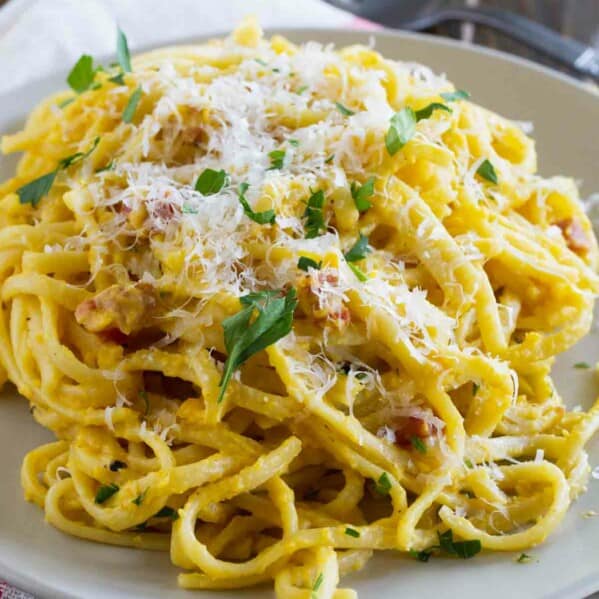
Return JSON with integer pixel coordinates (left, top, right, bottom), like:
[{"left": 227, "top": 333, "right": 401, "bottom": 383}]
[
  {"left": 348, "top": 263, "right": 368, "bottom": 282},
  {"left": 116, "top": 28, "right": 132, "bottom": 73},
  {"left": 238, "top": 183, "right": 276, "bottom": 224},
  {"left": 268, "top": 149, "right": 285, "bottom": 170},
  {"left": 58, "top": 136, "right": 100, "bottom": 169},
  {"left": 154, "top": 506, "right": 179, "bottom": 521},
  {"left": 437, "top": 530, "right": 481, "bottom": 559},
  {"left": 297, "top": 85, "right": 309, "bottom": 95},
  {"left": 16, "top": 172, "right": 57, "bottom": 207},
  {"left": 303, "top": 189, "right": 326, "bottom": 238},
  {"left": 312, "top": 572, "right": 324, "bottom": 598},
  {"left": 385, "top": 107, "right": 416, "bottom": 156},
  {"left": 517, "top": 553, "right": 533, "bottom": 563},
  {"left": 298, "top": 257, "right": 322, "bottom": 271},
  {"left": 195, "top": 168, "right": 227, "bottom": 195},
  {"left": 344, "top": 233, "right": 370, "bottom": 263},
  {"left": 345, "top": 527, "right": 360, "bottom": 538},
  {"left": 109, "top": 460, "right": 127, "bottom": 472},
  {"left": 476, "top": 159, "right": 498, "bottom": 184},
  {"left": 96, "top": 159, "right": 115, "bottom": 173},
  {"left": 375, "top": 472, "right": 392, "bottom": 495},
  {"left": 351, "top": 176, "right": 375, "bottom": 212},
  {"left": 254, "top": 58, "right": 268, "bottom": 66},
  {"left": 67, "top": 54, "right": 99, "bottom": 93},
  {"left": 335, "top": 101, "right": 355, "bottom": 116},
  {"left": 409, "top": 549, "right": 433, "bottom": 562},
  {"left": 324, "top": 154, "right": 335, "bottom": 164},
  {"left": 440, "top": 89, "right": 470, "bottom": 102},
  {"left": 410, "top": 436, "right": 427, "bottom": 454},
  {"left": 415, "top": 102, "right": 451, "bottom": 121},
  {"left": 218, "top": 288, "right": 297, "bottom": 403},
  {"left": 132, "top": 488, "right": 148, "bottom": 506},
  {"left": 95, "top": 483, "right": 119, "bottom": 504},
  {"left": 574, "top": 362, "right": 591, "bottom": 369},
  {"left": 17, "top": 136, "right": 100, "bottom": 206},
  {"left": 288, "top": 139, "right": 300, "bottom": 147},
  {"left": 122, "top": 86, "right": 142, "bottom": 123},
  {"left": 464, "top": 458, "right": 474, "bottom": 469},
  {"left": 58, "top": 97, "right": 75, "bottom": 109}
]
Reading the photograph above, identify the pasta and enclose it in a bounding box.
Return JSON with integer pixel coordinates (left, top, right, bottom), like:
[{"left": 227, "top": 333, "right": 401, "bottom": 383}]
[{"left": 1, "top": 18, "right": 599, "bottom": 597}]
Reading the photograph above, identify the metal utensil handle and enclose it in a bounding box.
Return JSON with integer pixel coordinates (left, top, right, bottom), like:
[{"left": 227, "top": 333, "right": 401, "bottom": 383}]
[{"left": 401, "top": 7, "right": 599, "bottom": 81}]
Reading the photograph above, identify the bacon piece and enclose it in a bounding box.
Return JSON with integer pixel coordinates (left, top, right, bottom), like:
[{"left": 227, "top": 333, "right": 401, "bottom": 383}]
[
  {"left": 75, "top": 283, "right": 157, "bottom": 335},
  {"left": 555, "top": 218, "right": 591, "bottom": 254},
  {"left": 391, "top": 416, "right": 431, "bottom": 448}
]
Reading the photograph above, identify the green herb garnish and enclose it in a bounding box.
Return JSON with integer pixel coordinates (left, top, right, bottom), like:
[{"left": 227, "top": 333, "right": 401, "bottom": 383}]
[
  {"left": 58, "top": 97, "right": 75, "bottom": 109},
  {"left": 96, "top": 159, "right": 115, "bottom": 173},
  {"left": 154, "top": 506, "right": 179, "bottom": 521},
  {"left": 16, "top": 136, "right": 100, "bottom": 206},
  {"left": 238, "top": 183, "right": 276, "bottom": 224},
  {"left": 324, "top": 154, "right": 335, "bottom": 164},
  {"left": 410, "top": 436, "right": 427, "bottom": 454},
  {"left": 288, "top": 139, "right": 300, "bottom": 147},
  {"left": 409, "top": 549, "right": 433, "bottom": 562},
  {"left": 437, "top": 530, "right": 481, "bottom": 559},
  {"left": 312, "top": 572, "right": 324, "bottom": 598},
  {"left": 350, "top": 176, "right": 375, "bottom": 212},
  {"left": 348, "top": 263, "right": 368, "bottom": 282},
  {"left": 335, "top": 102, "right": 355, "bottom": 116},
  {"left": 67, "top": 55, "right": 99, "bottom": 93},
  {"left": 254, "top": 58, "right": 268, "bottom": 66},
  {"left": 109, "top": 460, "right": 127, "bottom": 472},
  {"left": 303, "top": 189, "right": 326, "bottom": 238},
  {"left": 195, "top": 168, "right": 227, "bottom": 195},
  {"left": 116, "top": 28, "right": 132, "bottom": 73},
  {"left": 298, "top": 257, "right": 322, "bottom": 271},
  {"left": 415, "top": 102, "right": 451, "bottom": 121},
  {"left": 297, "top": 85, "right": 309, "bottom": 94},
  {"left": 385, "top": 107, "right": 416, "bottom": 156},
  {"left": 440, "top": 89, "right": 470, "bottom": 102},
  {"left": 464, "top": 458, "right": 474, "bottom": 469},
  {"left": 375, "top": 472, "right": 392, "bottom": 495},
  {"left": 472, "top": 382, "right": 479, "bottom": 396},
  {"left": 95, "top": 483, "right": 119, "bottom": 504},
  {"left": 344, "top": 233, "right": 370, "bottom": 263},
  {"left": 268, "top": 149, "right": 285, "bottom": 170},
  {"left": 122, "top": 86, "right": 142, "bottom": 123},
  {"left": 132, "top": 488, "right": 148, "bottom": 506},
  {"left": 345, "top": 527, "right": 360, "bottom": 538},
  {"left": 476, "top": 159, "right": 498, "bottom": 184},
  {"left": 574, "top": 362, "right": 591, "bottom": 369},
  {"left": 218, "top": 288, "right": 297, "bottom": 403},
  {"left": 517, "top": 553, "right": 533, "bottom": 563}
]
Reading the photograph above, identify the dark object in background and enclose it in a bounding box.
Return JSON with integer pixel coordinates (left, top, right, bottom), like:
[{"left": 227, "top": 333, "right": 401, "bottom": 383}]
[{"left": 325, "top": 0, "right": 599, "bottom": 81}]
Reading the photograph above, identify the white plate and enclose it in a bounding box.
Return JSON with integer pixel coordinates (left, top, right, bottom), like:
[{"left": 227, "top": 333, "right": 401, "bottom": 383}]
[{"left": 0, "top": 28, "right": 598, "bottom": 599}]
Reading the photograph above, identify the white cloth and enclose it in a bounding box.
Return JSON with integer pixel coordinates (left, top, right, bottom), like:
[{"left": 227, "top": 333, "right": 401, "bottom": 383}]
[{"left": 0, "top": 0, "right": 371, "bottom": 95}]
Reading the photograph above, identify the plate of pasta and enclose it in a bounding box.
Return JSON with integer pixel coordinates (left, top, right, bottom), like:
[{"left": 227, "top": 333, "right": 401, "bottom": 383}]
[{"left": 0, "top": 18, "right": 598, "bottom": 599}]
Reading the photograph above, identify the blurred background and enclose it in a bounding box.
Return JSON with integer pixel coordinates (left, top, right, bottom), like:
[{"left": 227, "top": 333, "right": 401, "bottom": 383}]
[{"left": 324, "top": 0, "right": 599, "bottom": 80}]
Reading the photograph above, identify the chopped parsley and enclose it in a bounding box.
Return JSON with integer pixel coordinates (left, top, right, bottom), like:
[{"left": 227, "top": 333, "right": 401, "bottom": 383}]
[
  {"left": 344, "top": 233, "right": 370, "bottom": 263},
  {"left": 375, "top": 472, "right": 392, "bottom": 495},
  {"left": 415, "top": 102, "right": 451, "bottom": 121},
  {"left": 254, "top": 58, "right": 268, "bottom": 66},
  {"left": 238, "top": 183, "right": 276, "bottom": 225},
  {"left": 154, "top": 506, "right": 179, "bottom": 521},
  {"left": 297, "top": 85, "right": 309, "bottom": 95},
  {"left": 517, "top": 553, "right": 533, "bottom": 563},
  {"left": 344, "top": 527, "right": 360, "bottom": 538},
  {"left": 476, "top": 159, "right": 498, "bottom": 184},
  {"left": 67, "top": 54, "right": 99, "bottom": 94},
  {"left": 348, "top": 263, "right": 368, "bottom": 282},
  {"left": 109, "top": 460, "right": 127, "bottom": 472},
  {"left": 298, "top": 257, "right": 322, "bottom": 271},
  {"left": 472, "top": 382, "right": 479, "bottom": 396},
  {"left": 95, "top": 483, "right": 119, "bottom": 504},
  {"left": 288, "top": 138, "right": 300, "bottom": 147},
  {"left": 303, "top": 189, "right": 326, "bottom": 238},
  {"left": 410, "top": 436, "right": 427, "bottom": 454},
  {"left": 574, "top": 362, "right": 591, "bottom": 369},
  {"left": 350, "top": 176, "right": 375, "bottom": 212},
  {"left": 385, "top": 107, "right": 417, "bottom": 156},
  {"left": 116, "top": 28, "right": 132, "bottom": 73},
  {"left": 96, "top": 159, "right": 115, "bottom": 173},
  {"left": 132, "top": 488, "right": 148, "bottom": 506},
  {"left": 218, "top": 288, "right": 297, "bottom": 403},
  {"left": 324, "top": 154, "right": 335, "bottom": 164},
  {"left": 335, "top": 101, "right": 355, "bottom": 116},
  {"left": 16, "top": 136, "right": 100, "bottom": 206},
  {"left": 58, "top": 97, "right": 75, "bottom": 109},
  {"left": 410, "top": 530, "right": 481, "bottom": 562},
  {"left": 464, "top": 458, "right": 474, "bottom": 469},
  {"left": 195, "top": 168, "right": 227, "bottom": 195},
  {"left": 122, "top": 86, "right": 142, "bottom": 123},
  {"left": 311, "top": 572, "right": 324, "bottom": 598},
  {"left": 440, "top": 89, "right": 470, "bottom": 102},
  {"left": 268, "top": 149, "right": 285, "bottom": 170}
]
